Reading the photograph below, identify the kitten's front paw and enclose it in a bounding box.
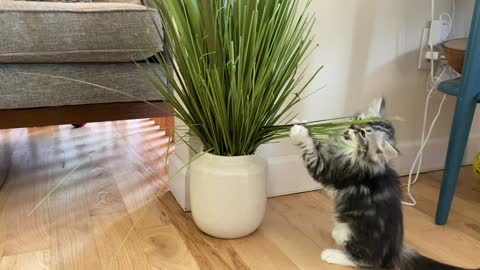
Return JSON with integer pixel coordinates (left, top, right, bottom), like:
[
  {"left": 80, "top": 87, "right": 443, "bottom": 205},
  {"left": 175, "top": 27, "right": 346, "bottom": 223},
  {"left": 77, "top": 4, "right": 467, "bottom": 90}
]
[
  {"left": 292, "top": 119, "right": 308, "bottom": 125},
  {"left": 290, "top": 125, "right": 310, "bottom": 144}
]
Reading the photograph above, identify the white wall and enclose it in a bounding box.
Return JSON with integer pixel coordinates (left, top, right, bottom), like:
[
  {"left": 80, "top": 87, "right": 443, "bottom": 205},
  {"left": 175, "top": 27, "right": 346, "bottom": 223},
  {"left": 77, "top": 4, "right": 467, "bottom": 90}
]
[
  {"left": 454, "top": 0, "right": 476, "bottom": 36},
  {"left": 256, "top": 0, "right": 477, "bottom": 196}
]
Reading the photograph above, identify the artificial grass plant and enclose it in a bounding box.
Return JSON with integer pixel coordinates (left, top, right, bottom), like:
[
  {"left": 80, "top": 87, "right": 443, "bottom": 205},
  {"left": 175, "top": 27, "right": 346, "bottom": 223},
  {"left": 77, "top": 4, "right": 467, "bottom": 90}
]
[{"left": 140, "top": 0, "right": 383, "bottom": 156}]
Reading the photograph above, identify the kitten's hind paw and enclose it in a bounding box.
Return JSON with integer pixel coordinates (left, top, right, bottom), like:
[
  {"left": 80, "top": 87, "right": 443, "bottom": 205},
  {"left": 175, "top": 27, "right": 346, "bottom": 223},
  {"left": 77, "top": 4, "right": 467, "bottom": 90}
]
[
  {"left": 321, "top": 249, "right": 357, "bottom": 267},
  {"left": 290, "top": 125, "right": 310, "bottom": 144}
]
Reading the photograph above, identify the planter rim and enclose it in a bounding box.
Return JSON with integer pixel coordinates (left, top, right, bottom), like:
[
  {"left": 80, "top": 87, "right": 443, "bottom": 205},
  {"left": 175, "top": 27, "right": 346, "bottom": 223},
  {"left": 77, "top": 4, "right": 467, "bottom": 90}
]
[{"left": 198, "top": 152, "right": 259, "bottom": 162}]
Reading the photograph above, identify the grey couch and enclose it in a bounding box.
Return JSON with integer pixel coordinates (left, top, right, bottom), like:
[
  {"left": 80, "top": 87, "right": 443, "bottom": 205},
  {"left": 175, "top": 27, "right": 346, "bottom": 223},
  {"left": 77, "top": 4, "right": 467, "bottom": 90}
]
[{"left": 0, "top": 0, "right": 172, "bottom": 129}]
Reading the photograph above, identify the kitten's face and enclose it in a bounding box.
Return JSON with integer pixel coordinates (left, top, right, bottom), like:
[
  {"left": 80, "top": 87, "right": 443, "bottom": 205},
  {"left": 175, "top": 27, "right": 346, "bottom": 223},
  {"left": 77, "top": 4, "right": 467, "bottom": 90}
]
[{"left": 342, "top": 98, "right": 399, "bottom": 164}]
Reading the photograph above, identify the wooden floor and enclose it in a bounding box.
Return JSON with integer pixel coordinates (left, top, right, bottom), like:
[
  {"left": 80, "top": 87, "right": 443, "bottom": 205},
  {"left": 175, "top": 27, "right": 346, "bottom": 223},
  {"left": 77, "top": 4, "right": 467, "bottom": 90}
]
[{"left": 0, "top": 119, "right": 479, "bottom": 270}]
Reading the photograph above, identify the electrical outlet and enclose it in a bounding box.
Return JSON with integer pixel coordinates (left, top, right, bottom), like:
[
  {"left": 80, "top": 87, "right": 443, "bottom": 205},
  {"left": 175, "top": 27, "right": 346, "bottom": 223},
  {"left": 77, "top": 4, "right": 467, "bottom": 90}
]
[
  {"left": 429, "top": 20, "right": 450, "bottom": 46},
  {"left": 440, "top": 20, "right": 450, "bottom": 41},
  {"left": 418, "top": 19, "right": 450, "bottom": 70},
  {"left": 426, "top": 51, "right": 440, "bottom": 60},
  {"left": 429, "top": 20, "right": 442, "bottom": 46}
]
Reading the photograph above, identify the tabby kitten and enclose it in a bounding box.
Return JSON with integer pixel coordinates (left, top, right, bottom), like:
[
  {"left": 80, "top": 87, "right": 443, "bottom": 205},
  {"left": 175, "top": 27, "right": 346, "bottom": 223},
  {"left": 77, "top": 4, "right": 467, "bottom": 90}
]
[{"left": 290, "top": 98, "right": 478, "bottom": 270}]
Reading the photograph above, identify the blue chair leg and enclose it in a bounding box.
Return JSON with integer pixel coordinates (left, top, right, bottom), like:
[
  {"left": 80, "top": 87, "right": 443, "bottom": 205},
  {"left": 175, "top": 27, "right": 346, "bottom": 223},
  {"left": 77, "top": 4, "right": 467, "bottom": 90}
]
[
  {"left": 436, "top": 0, "right": 480, "bottom": 225},
  {"left": 435, "top": 99, "right": 477, "bottom": 225}
]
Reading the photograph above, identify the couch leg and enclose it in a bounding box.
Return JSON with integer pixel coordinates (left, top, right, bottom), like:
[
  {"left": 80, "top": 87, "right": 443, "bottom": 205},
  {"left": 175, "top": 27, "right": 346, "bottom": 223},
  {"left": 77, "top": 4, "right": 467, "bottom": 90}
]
[
  {"left": 153, "top": 117, "right": 175, "bottom": 142},
  {"left": 72, "top": 123, "right": 87, "bottom": 128},
  {"left": 0, "top": 174, "right": 6, "bottom": 190}
]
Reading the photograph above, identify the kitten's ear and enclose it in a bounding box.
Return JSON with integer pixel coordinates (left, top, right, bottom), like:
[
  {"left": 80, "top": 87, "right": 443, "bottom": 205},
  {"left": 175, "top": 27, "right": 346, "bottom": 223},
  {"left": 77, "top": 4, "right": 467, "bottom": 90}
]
[
  {"left": 381, "top": 141, "right": 399, "bottom": 160},
  {"left": 367, "top": 97, "right": 386, "bottom": 117}
]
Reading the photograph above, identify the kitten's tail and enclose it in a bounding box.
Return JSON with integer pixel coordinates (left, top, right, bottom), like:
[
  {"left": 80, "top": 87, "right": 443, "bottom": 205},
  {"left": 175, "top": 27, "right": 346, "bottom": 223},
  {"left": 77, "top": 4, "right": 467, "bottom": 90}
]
[{"left": 396, "top": 248, "right": 479, "bottom": 270}]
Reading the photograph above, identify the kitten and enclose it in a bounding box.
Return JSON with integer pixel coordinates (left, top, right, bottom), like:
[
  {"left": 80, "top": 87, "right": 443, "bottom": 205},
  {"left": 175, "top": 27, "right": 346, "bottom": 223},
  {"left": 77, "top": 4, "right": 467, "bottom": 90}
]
[{"left": 290, "top": 98, "right": 478, "bottom": 270}]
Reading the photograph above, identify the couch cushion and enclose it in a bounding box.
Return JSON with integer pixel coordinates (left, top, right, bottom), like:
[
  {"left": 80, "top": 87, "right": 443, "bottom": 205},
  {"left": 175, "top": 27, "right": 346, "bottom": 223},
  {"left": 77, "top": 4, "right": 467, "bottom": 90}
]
[
  {"left": 0, "top": 1, "right": 163, "bottom": 63},
  {"left": 0, "top": 63, "right": 166, "bottom": 109}
]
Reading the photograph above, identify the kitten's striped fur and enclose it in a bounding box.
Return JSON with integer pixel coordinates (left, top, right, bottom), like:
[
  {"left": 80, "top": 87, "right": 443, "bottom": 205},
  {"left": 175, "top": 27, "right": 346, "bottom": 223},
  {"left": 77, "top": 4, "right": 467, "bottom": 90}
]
[{"left": 291, "top": 98, "right": 478, "bottom": 270}]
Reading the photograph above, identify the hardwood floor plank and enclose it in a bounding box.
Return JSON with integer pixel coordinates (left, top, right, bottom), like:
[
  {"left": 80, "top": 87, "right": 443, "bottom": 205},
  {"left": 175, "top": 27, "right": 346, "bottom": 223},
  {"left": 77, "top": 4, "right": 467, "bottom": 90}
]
[
  {"left": 260, "top": 201, "right": 348, "bottom": 270},
  {"left": 269, "top": 191, "right": 337, "bottom": 248},
  {"left": 0, "top": 249, "right": 50, "bottom": 270},
  {"left": 138, "top": 224, "right": 200, "bottom": 270},
  {"left": 0, "top": 194, "right": 6, "bottom": 263},
  {"left": 111, "top": 157, "right": 172, "bottom": 229},
  {"left": 2, "top": 129, "right": 51, "bottom": 256},
  {"left": 160, "top": 193, "right": 250, "bottom": 270},
  {"left": 403, "top": 205, "right": 480, "bottom": 269},
  {"left": 84, "top": 168, "right": 127, "bottom": 216},
  {"left": 0, "top": 131, "right": 14, "bottom": 262},
  {"left": 0, "top": 255, "right": 15, "bottom": 270},
  {"left": 425, "top": 168, "right": 480, "bottom": 205},
  {"left": 109, "top": 124, "right": 172, "bottom": 229},
  {"left": 92, "top": 213, "right": 151, "bottom": 270},
  {"left": 48, "top": 127, "right": 101, "bottom": 270},
  {"left": 423, "top": 172, "right": 480, "bottom": 210},
  {"left": 229, "top": 231, "right": 300, "bottom": 270},
  {"left": 0, "top": 130, "right": 13, "bottom": 196},
  {"left": 405, "top": 177, "right": 480, "bottom": 242}
]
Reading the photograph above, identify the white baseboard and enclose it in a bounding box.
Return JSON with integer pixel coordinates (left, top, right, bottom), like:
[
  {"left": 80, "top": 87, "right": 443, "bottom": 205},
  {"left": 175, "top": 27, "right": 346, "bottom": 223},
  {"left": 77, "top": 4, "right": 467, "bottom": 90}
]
[
  {"left": 168, "top": 135, "right": 480, "bottom": 212},
  {"left": 393, "top": 134, "right": 479, "bottom": 175},
  {"left": 168, "top": 154, "right": 191, "bottom": 211},
  {"left": 265, "top": 155, "right": 323, "bottom": 197}
]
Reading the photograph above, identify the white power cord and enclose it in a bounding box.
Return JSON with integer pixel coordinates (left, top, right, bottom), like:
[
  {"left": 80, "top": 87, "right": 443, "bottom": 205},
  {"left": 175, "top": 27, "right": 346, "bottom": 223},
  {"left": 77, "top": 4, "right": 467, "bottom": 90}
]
[
  {"left": 402, "top": 68, "right": 448, "bottom": 206},
  {"left": 452, "top": 0, "right": 456, "bottom": 38},
  {"left": 402, "top": 0, "right": 457, "bottom": 206}
]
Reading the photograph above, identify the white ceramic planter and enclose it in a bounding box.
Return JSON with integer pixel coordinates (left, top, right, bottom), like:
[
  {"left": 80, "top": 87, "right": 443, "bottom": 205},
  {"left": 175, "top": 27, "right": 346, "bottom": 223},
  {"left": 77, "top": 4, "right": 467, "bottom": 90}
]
[{"left": 190, "top": 152, "right": 267, "bottom": 239}]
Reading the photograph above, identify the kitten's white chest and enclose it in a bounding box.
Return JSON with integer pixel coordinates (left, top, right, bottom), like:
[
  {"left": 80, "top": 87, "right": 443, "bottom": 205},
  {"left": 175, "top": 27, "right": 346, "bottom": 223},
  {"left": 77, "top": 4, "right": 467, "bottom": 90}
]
[
  {"left": 332, "top": 222, "right": 352, "bottom": 246},
  {"left": 325, "top": 188, "right": 336, "bottom": 199}
]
